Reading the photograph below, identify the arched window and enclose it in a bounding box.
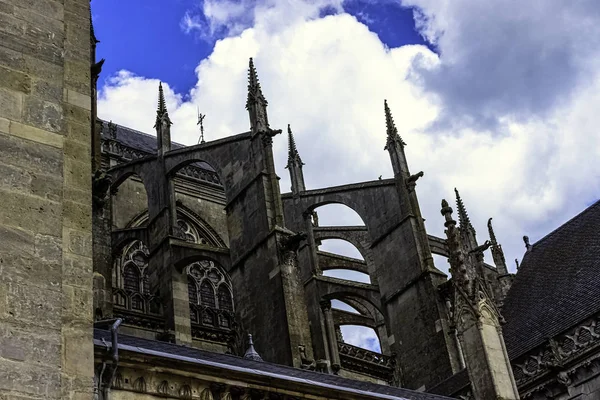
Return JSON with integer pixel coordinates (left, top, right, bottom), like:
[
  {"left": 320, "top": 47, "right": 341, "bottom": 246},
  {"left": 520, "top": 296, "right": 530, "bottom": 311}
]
[
  {"left": 123, "top": 265, "right": 140, "bottom": 293},
  {"left": 218, "top": 286, "right": 233, "bottom": 312},
  {"left": 112, "top": 240, "right": 161, "bottom": 316},
  {"left": 200, "top": 281, "right": 216, "bottom": 308},
  {"left": 186, "top": 260, "right": 234, "bottom": 330}
]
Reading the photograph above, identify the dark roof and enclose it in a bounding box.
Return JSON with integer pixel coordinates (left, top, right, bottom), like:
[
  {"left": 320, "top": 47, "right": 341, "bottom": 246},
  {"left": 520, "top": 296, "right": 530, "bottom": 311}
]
[
  {"left": 99, "top": 119, "right": 215, "bottom": 172},
  {"left": 94, "top": 329, "right": 453, "bottom": 400},
  {"left": 427, "top": 369, "right": 468, "bottom": 397},
  {"left": 502, "top": 200, "right": 600, "bottom": 359}
]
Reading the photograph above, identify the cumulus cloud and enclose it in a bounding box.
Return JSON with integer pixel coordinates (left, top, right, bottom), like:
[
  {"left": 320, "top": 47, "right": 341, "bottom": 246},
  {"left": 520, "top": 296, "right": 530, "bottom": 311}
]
[
  {"left": 181, "top": 0, "right": 345, "bottom": 41},
  {"left": 99, "top": 0, "right": 600, "bottom": 351},
  {"left": 404, "top": 0, "right": 600, "bottom": 129}
]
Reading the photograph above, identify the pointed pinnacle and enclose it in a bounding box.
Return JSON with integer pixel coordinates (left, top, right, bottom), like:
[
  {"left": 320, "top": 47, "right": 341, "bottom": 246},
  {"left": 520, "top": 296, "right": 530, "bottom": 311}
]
[
  {"left": 287, "top": 124, "right": 302, "bottom": 165},
  {"left": 487, "top": 218, "right": 497, "bottom": 243},
  {"left": 454, "top": 188, "right": 475, "bottom": 234},
  {"left": 243, "top": 334, "right": 263, "bottom": 361},
  {"left": 154, "top": 82, "right": 172, "bottom": 128},
  {"left": 246, "top": 58, "right": 266, "bottom": 110},
  {"left": 384, "top": 100, "right": 406, "bottom": 146},
  {"left": 157, "top": 82, "right": 167, "bottom": 114}
]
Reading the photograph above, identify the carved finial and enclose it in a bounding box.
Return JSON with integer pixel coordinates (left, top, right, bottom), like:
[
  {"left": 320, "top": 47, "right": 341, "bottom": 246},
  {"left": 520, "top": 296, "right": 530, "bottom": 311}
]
[
  {"left": 154, "top": 82, "right": 172, "bottom": 128},
  {"left": 246, "top": 58, "right": 267, "bottom": 110},
  {"left": 440, "top": 199, "right": 456, "bottom": 227},
  {"left": 454, "top": 188, "right": 475, "bottom": 235},
  {"left": 487, "top": 218, "right": 497, "bottom": 244},
  {"left": 287, "top": 124, "right": 303, "bottom": 166},
  {"left": 243, "top": 334, "right": 263, "bottom": 361},
  {"left": 108, "top": 120, "right": 117, "bottom": 139},
  {"left": 515, "top": 258, "right": 520, "bottom": 270},
  {"left": 523, "top": 235, "right": 531, "bottom": 251},
  {"left": 384, "top": 100, "right": 406, "bottom": 149}
]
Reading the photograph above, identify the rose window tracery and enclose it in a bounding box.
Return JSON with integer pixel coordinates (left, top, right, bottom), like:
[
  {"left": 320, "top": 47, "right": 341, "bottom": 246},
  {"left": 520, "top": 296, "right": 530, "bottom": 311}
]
[{"left": 187, "top": 260, "right": 234, "bottom": 331}]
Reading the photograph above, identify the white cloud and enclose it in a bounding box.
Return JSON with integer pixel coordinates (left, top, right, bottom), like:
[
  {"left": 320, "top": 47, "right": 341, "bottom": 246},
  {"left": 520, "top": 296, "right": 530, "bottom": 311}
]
[{"left": 98, "top": 0, "right": 600, "bottom": 282}]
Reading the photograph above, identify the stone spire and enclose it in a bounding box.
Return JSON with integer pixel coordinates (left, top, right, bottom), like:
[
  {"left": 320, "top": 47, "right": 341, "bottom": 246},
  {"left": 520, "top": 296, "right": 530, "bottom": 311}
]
[
  {"left": 383, "top": 100, "right": 411, "bottom": 179},
  {"left": 488, "top": 218, "right": 512, "bottom": 306},
  {"left": 454, "top": 188, "right": 478, "bottom": 250},
  {"left": 286, "top": 124, "right": 306, "bottom": 195},
  {"left": 454, "top": 188, "right": 474, "bottom": 233},
  {"left": 243, "top": 334, "right": 263, "bottom": 361},
  {"left": 287, "top": 124, "right": 303, "bottom": 166},
  {"left": 246, "top": 58, "right": 270, "bottom": 135},
  {"left": 384, "top": 99, "right": 406, "bottom": 148},
  {"left": 154, "top": 82, "right": 172, "bottom": 155}
]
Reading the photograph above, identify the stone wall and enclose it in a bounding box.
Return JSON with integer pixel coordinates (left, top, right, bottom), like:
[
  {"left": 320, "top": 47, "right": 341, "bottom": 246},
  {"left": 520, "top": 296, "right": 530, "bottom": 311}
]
[{"left": 0, "top": 0, "right": 94, "bottom": 398}]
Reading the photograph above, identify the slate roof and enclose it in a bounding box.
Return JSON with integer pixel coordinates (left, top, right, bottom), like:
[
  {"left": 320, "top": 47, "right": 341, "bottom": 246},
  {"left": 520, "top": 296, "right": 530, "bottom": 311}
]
[
  {"left": 99, "top": 119, "right": 215, "bottom": 172},
  {"left": 502, "top": 200, "right": 600, "bottom": 359},
  {"left": 93, "top": 329, "right": 453, "bottom": 400}
]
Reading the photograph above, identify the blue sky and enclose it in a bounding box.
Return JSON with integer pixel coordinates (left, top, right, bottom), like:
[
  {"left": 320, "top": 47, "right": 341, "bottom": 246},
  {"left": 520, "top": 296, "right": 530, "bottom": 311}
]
[{"left": 93, "top": 0, "right": 428, "bottom": 96}]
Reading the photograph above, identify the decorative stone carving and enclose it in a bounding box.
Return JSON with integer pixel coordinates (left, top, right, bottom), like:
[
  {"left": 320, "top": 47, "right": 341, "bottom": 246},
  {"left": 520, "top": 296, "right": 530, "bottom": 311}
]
[
  {"left": 157, "top": 380, "right": 170, "bottom": 395},
  {"left": 133, "top": 377, "right": 146, "bottom": 393}
]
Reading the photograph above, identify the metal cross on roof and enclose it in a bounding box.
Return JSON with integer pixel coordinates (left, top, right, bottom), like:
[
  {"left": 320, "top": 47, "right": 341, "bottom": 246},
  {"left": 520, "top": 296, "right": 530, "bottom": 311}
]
[{"left": 197, "top": 107, "right": 206, "bottom": 144}]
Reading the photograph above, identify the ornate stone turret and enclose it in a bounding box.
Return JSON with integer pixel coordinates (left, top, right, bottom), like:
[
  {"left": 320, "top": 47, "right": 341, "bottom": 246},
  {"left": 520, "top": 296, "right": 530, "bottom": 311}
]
[
  {"left": 154, "top": 82, "right": 172, "bottom": 156},
  {"left": 246, "top": 58, "right": 272, "bottom": 136},
  {"left": 285, "top": 124, "right": 306, "bottom": 195},
  {"left": 441, "top": 200, "right": 520, "bottom": 400}
]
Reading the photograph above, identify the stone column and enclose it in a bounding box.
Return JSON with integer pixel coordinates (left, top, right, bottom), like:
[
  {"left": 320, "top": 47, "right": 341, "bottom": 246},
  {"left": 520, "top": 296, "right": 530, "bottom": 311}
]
[{"left": 321, "top": 300, "right": 340, "bottom": 371}]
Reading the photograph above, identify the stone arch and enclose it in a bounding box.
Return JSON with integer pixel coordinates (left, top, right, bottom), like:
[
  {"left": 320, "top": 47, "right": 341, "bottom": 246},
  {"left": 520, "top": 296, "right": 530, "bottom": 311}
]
[
  {"left": 124, "top": 204, "right": 226, "bottom": 248},
  {"left": 318, "top": 238, "right": 365, "bottom": 261},
  {"left": 313, "top": 229, "right": 371, "bottom": 260},
  {"left": 108, "top": 161, "right": 153, "bottom": 199},
  {"left": 324, "top": 292, "right": 383, "bottom": 321},
  {"left": 323, "top": 269, "right": 371, "bottom": 284},
  {"left": 311, "top": 203, "right": 365, "bottom": 227},
  {"left": 111, "top": 171, "right": 150, "bottom": 230},
  {"left": 163, "top": 133, "right": 257, "bottom": 204},
  {"left": 282, "top": 180, "right": 401, "bottom": 241}
]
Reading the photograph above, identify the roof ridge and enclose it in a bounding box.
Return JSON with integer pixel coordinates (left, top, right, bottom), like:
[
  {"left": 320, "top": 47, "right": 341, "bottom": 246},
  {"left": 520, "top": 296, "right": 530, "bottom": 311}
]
[
  {"left": 529, "top": 198, "right": 600, "bottom": 250},
  {"left": 99, "top": 118, "right": 185, "bottom": 149}
]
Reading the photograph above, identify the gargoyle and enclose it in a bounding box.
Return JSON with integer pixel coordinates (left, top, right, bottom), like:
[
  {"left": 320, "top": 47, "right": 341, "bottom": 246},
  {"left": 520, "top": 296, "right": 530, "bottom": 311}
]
[{"left": 92, "top": 170, "right": 112, "bottom": 207}]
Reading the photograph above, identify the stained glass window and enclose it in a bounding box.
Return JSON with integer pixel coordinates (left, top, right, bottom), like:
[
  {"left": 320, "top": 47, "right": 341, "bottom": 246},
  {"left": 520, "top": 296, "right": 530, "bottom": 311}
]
[
  {"left": 123, "top": 265, "right": 140, "bottom": 293},
  {"left": 218, "top": 286, "right": 233, "bottom": 312},
  {"left": 200, "top": 281, "right": 216, "bottom": 308}
]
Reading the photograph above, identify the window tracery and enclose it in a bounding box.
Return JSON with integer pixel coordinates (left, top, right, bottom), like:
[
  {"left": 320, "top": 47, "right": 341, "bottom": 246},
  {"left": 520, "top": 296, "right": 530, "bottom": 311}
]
[
  {"left": 187, "top": 260, "right": 234, "bottom": 331},
  {"left": 113, "top": 240, "right": 161, "bottom": 316}
]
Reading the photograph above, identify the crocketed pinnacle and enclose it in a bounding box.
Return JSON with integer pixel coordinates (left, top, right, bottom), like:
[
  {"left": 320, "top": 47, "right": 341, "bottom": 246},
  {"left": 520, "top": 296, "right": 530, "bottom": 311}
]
[
  {"left": 246, "top": 58, "right": 267, "bottom": 110},
  {"left": 384, "top": 100, "right": 406, "bottom": 147},
  {"left": 243, "top": 334, "right": 263, "bottom": 362},
  {"left": 287, "top": 124, "right": 303, "bottom": 166},
  {"left": 487, "top": 218, "right": 497, "bottom": 244},
  {"left": 454, "top": 188, "right": 475, "bottom": 234},
  {"left": 154, "top": 82, "right": 171, "bottom": 128}
]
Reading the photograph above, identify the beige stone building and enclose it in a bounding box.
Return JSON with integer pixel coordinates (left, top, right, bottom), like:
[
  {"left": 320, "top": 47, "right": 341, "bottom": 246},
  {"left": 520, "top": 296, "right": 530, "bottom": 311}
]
[{"left": 1, "top": 1, "right": 600, "bottom": 400}]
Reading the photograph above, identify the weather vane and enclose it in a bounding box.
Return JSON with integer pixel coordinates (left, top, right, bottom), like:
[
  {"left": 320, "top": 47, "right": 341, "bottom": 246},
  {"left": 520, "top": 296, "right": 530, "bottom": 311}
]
[{"left": 197, "top": 107, "right": 206, "bottom": 144}]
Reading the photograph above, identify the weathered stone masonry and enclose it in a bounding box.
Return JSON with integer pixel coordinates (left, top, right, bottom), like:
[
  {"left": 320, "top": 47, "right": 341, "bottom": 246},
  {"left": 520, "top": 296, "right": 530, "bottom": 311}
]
[{"left": 0, "top": 0, "right": 94, "bottom": 399}]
